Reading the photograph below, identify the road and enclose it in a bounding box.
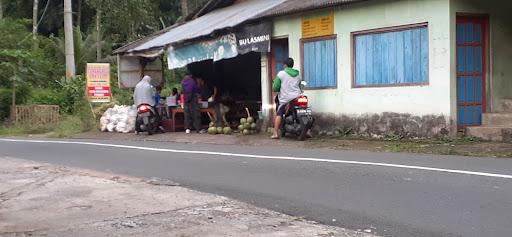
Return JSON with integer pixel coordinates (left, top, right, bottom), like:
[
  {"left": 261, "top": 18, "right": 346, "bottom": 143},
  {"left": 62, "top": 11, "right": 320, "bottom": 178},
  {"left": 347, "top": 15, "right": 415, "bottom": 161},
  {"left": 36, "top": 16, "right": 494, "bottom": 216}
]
[{"left": 1, "top": 138, "right": 511, "bottom": 237}]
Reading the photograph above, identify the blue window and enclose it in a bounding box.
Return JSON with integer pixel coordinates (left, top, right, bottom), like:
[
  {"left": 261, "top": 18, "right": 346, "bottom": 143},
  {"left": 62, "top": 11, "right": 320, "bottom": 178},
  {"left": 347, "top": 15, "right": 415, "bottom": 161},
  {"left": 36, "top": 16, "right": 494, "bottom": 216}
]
[
  {"left": 302, "top": 37, "right": 337, "bottom": 88},
  {"left": 354, "top": 25, "right": 429, "bottom": 87}
]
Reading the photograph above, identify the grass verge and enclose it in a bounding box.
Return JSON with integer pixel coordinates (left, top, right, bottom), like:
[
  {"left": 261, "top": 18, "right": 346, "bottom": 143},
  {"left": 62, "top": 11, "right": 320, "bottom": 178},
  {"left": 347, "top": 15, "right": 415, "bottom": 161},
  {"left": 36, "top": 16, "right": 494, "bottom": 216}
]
[{"left": 0, "top": 115, "right": 95, "bottom": 138}]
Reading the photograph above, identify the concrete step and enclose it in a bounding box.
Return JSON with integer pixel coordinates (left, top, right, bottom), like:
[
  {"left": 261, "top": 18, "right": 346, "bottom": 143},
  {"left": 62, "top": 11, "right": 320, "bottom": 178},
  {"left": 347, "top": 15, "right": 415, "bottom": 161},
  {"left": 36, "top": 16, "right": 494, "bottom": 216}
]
[
  {"left": 466, "top": 126, "right": 512, "bottom": 142},
  {"left": 482, "top": 113, "right": 512, "bottom": 126},
  {"left": 497, "top": 99, "right": 512, "bottom": 113}
]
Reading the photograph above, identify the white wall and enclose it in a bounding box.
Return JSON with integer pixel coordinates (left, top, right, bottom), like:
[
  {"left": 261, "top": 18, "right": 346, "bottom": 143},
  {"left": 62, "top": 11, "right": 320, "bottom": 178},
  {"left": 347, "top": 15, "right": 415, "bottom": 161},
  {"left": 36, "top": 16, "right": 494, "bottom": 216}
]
[{"left": 272, "top": 0, "right": 452, "bottom": 117}]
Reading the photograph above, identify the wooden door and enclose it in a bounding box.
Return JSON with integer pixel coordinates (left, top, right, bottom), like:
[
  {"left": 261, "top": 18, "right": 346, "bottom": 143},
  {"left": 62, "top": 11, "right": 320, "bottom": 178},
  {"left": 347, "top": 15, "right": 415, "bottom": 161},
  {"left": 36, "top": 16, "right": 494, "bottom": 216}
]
[{"left": 456, "top": 16, "right": 488, "bottom": 127}]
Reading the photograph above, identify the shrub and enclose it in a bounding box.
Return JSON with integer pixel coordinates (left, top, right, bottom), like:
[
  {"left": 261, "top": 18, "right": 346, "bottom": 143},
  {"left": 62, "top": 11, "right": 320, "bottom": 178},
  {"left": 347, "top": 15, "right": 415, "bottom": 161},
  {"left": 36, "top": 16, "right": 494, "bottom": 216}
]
[{"left": 0, "top": 85, "right": 31, "bottom": 121}]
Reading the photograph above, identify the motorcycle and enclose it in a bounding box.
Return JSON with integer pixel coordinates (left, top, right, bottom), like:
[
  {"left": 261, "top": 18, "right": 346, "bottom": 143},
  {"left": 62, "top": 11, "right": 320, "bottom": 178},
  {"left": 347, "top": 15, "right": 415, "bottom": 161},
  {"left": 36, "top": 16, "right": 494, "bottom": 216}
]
[
  {"left": 280, "top": 81, "right": 315, "bottom": 141},
  {"left": 135, "top": 104, "right": 159, "bottom": 135}
]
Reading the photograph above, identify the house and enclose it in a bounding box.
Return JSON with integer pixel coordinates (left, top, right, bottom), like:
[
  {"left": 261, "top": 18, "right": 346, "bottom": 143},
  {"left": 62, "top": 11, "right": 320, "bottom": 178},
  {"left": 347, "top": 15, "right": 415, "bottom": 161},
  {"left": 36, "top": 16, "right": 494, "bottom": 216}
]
[{"left": 114, "top": 0, "right": 512, "bottom": 140}]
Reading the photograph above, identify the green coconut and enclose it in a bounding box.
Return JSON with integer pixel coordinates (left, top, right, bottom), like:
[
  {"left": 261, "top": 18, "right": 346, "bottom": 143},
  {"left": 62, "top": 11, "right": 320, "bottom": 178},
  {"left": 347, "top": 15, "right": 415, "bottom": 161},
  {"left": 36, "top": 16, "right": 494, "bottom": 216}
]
[
  {"left": 243, "top": 123, "right": 250, "bottom": 130},
  {"left": 242, "top": 129, "right": 250, "bottom": 135},
  {"left": 240, "top": 118, "right": 247, "bottom": 124},
  {"left": 208, "top": 127, "right": 217, "bottom": 135},
  {"left": 223, "top": 127, "right": 232, "bottom": 134},
  {"left": 216, "top": 127, "right": 223, "bottom": 134},
  {"left": 247, "top": 117, "right": 254, "bottom": 124},
  {"left": 238, "top": 125, "right": 244, "bottom": 131},
  {"left": 250, "top": 123, "right": 257, "bottom": 130}
]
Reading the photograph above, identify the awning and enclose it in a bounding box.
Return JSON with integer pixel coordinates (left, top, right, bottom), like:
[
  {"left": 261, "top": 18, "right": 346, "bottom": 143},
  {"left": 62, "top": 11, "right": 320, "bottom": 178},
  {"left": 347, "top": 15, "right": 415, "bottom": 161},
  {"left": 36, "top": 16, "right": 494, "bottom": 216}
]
[
  {"left": 127, "top": 0, "right": 286, "bottom": 54},
  {"left": 167, "top": 22, "right": 272, "bottom": 69}
]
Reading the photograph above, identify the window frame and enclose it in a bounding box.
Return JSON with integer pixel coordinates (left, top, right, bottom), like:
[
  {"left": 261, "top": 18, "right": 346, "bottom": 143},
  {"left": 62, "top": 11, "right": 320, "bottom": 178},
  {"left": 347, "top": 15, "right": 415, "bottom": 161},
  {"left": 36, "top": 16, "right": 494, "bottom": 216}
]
[
  {"left": 300, "top": 35, "right": 338, "bottom": 90},
  {"left": 351, "top": 22, "right": 430, "bottom": 88}
]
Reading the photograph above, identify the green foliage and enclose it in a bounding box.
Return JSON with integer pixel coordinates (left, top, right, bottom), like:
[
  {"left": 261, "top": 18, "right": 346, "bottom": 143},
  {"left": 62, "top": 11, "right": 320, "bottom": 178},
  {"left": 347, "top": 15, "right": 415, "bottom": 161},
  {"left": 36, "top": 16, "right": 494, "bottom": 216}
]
[
  {"left": 54, "top": 75, "right": 89, "bottom": 114},
  {"left": 27, "top": 88, "right": 66, "bottom": 106},
  {"left": 52, "top": 115, "right": 93, "bottom": 138},
  {"left": 49, "top": 26, "right": 108, "bottom": 75},
  {"left": 0, "top": 18, "right": 64, "bottom": 88},
  {"left": 384, "top": 132, "right": 405, "bottom": 141},
  {"left": 0, "top": 85, "right": 31, "bottom": 121}
]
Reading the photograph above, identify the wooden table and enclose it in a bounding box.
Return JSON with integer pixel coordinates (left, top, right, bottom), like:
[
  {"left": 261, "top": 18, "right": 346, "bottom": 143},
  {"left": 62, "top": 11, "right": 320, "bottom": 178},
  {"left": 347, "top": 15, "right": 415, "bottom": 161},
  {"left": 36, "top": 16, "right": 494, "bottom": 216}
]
[{"left": 169, "top": 107, "right": 216, "bottom": 132}]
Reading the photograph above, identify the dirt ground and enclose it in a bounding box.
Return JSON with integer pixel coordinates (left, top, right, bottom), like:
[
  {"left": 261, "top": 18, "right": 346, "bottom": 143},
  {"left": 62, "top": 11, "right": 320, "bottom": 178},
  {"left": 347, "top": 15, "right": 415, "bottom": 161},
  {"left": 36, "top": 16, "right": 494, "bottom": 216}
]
[
  {"left": 71, "top": 131, "right": 512, "bottom": 158},
  {"left": 0, "top": 157, "right": 377, "bottom": 237}
]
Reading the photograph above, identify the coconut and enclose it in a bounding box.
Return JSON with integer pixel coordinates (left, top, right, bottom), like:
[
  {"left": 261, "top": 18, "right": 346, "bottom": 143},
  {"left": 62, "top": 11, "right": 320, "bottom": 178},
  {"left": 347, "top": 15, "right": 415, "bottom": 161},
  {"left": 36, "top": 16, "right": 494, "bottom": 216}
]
[
  {"left": 241, "top": 123, "right": 248, "bottom": 130},
  {"left": 242, "top": 129, "right": 250, "bottom": 135},
  {"left": 250, "top": 123, "right": 257, "bottom": 130},
  {"left": 208, "top": 127, "right": 217, "bottom": 134},
  {"left": 238, "top": 125, "right": 244, "bottom": 131},
  {"left": 240, "top": 118, "right": 247, "bottom": 124},
  {"left": 223, "top": 127, "right": 232, "bottom": 134},
  {"left": 216, "top": 127, "right": 223, "bottom": 134},
  {"left": 247, "top": 117, "right": 254, "bottom": 124}
]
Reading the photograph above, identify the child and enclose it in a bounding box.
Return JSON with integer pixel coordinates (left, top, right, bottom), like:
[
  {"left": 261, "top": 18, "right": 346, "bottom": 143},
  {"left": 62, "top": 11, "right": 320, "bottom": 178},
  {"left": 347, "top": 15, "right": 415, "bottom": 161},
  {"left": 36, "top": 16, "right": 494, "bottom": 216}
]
[{"left": 166, "top": 88, "right": 179, "bottom": 118}]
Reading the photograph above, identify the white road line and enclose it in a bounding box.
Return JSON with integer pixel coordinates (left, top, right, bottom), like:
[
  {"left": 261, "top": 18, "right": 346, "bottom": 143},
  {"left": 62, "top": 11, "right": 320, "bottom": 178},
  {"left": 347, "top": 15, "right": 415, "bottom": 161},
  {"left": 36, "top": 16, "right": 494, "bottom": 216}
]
[{"left": 1, "top": 138, "right": 512, "bottom": 180}]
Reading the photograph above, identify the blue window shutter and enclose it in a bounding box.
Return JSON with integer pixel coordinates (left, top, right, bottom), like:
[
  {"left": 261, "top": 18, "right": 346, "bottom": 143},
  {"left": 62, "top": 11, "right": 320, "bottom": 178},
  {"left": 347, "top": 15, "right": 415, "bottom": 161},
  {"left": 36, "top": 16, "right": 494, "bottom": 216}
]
[
  {"left": 355, "top": 26, "right": 429, "bottom": 86},
  {"left": 303, "top": 38, "right": 337, "bottom": 88}
]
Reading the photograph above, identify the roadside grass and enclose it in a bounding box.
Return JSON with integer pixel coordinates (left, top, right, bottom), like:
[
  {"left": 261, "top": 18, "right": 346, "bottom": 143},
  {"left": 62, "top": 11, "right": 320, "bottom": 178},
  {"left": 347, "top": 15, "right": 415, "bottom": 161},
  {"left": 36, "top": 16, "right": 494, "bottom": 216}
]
[
  {"left": 0, "top": 115, "right": 95, "bottom": 138},
  {"left": 308, "top": 135, "right": 512, "bottom": 158}
]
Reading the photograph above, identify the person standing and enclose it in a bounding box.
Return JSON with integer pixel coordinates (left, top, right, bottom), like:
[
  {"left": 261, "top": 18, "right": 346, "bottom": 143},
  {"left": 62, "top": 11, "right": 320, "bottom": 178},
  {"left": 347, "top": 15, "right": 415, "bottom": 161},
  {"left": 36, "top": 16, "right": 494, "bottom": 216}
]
[
  {"left": 181, "top": 74, "right": 203, "bottom": 134},
  {"left": 271, "top": 58, "right": 302, "bottom": 139}
]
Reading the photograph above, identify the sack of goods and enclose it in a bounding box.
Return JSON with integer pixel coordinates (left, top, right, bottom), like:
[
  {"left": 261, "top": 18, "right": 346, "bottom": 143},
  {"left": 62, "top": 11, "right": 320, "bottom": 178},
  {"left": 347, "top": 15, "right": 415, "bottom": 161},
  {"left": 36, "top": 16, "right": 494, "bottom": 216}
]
[{"left": 99, "top": 105, "right": 137, "bottom": 133}]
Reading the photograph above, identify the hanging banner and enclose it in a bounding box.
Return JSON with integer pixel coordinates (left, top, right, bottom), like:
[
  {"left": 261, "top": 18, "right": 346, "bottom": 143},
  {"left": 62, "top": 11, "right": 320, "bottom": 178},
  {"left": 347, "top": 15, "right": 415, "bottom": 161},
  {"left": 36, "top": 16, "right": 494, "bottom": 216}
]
[
  {"left": 167, "top": 34, "right": 238, "bottom": 69},
  {"left": 86, "top": 63, "right": 111, "bottom": 103},
  {"left": 302, "top": 12, "right": 334, "bottom": 39},
  {"left": 235, "top": 22, "right": 272, "bottom": 54}
]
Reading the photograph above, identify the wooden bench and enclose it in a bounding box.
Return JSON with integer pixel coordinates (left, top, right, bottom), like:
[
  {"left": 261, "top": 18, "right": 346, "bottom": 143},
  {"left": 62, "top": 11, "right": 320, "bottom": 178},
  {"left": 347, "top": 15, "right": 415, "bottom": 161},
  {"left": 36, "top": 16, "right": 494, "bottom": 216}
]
[{"left": 169, "top": 107, "right": 216, "bottom": 132}]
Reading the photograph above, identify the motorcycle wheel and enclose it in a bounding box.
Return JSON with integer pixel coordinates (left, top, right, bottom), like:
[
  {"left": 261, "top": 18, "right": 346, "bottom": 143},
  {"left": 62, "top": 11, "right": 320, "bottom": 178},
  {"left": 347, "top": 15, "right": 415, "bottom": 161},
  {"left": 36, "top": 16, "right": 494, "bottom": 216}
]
[
  {"left": 135, "top": 117, "right": 141, "bottom": 135},
  {"left": 298, "top": 127, "right": 308, "bottom": 141},
  {"left": 298, "top": 117, "right": 312, "bottom": 141}
]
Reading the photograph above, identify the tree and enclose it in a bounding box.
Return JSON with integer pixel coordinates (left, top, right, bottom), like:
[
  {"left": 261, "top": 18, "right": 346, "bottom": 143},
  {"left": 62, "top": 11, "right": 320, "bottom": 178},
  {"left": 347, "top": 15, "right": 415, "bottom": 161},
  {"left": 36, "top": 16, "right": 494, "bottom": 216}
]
[
  {"left": 180, "top": 0, "right": 188, "bottom": 18},
  {"left": 0, "top": 0, "right": 4, "bottom": 20},
  {"left": 32, "top": 0, "right": 39, "bottom": 42},
  {"left": 76, "top": 0, "right": 81, "bottom": 27},
  {"left": 64, "top": 0, "right": 75, "bottom": 79}
]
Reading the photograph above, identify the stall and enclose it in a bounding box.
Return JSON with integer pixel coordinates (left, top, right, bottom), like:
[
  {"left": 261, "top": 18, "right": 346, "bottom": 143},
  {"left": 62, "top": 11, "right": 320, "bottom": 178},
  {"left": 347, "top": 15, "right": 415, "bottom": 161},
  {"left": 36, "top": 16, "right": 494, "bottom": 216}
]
[{"left": 113, "top": 0, "right": 279, "bottom": 133}]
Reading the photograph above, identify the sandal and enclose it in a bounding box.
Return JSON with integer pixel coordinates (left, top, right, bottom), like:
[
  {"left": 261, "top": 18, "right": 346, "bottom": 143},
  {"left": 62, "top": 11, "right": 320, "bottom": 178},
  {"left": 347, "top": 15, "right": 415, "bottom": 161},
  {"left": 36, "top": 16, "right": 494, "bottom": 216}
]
[{"left": 270, "top": 135, "right": 280, "bottom": 139}]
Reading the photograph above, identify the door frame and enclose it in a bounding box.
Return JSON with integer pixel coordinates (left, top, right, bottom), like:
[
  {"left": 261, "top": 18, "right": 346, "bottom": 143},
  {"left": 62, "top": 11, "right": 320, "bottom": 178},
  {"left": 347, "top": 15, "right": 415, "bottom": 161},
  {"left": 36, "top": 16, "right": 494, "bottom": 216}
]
[
  {"left": 268, "top": 37, "right": 289, "bottom": 123},
  {"left": 456, "top": 14, "right": 489, "bottom": 128}
]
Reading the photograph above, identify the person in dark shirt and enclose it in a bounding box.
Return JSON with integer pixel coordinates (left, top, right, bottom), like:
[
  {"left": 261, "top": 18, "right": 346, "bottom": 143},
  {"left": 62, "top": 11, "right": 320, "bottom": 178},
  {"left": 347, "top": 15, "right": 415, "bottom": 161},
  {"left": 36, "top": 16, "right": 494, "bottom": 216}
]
[{"left": 181, "top": 74, "right": 203, "bottom": 134}]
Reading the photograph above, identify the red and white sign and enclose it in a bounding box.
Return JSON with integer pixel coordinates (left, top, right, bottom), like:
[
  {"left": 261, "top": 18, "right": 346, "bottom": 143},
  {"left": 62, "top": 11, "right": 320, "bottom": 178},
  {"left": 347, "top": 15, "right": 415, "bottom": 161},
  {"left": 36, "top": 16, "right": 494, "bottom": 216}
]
[{"left": 86, "top": 63, "right": 111, "bottom": 103}]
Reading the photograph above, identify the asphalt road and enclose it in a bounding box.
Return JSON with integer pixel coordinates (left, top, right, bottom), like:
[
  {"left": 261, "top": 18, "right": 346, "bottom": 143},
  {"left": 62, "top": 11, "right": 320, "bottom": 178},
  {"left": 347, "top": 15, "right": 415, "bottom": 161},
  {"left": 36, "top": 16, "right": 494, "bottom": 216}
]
[{"left": 1, "top": 138, "right": 511, "bottom": 237}]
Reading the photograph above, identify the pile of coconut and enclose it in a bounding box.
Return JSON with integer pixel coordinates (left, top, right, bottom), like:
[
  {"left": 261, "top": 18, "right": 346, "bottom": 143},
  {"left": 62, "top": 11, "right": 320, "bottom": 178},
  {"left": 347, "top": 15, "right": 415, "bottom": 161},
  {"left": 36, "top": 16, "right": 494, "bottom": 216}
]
[
  {"left": 237, "top": 108, "right": 258, "bottom": 135},
  {"left": 207, "top": 108, "right": 258, "bottom": 135},
  {"left": 99, "top": 105, "right": 137, "bottom": 133}
]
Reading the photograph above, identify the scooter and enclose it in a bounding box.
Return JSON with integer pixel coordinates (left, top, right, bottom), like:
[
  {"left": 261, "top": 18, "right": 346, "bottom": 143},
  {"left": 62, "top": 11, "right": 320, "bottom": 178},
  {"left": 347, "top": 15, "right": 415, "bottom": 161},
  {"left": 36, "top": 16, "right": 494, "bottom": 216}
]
[
  {"left": 135, "top": 104, "right": 159, "bottom": 135},
  {"left": 280, "top": 82, "right": 315, "bottom": 141}
]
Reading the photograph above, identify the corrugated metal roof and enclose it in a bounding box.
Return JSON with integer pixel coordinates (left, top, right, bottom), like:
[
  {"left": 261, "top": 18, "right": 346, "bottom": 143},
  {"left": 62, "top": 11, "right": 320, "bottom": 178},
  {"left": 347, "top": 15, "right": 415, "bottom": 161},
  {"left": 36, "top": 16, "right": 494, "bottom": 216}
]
[
  {"left": 115, "top": 0, "right": 370, "bottom": 55},
  {"left": 127, "top": 0, "right": 287, "bottom": 54},
  {"left": 256, "top": 0, "right": 368, "bottom": 18}
]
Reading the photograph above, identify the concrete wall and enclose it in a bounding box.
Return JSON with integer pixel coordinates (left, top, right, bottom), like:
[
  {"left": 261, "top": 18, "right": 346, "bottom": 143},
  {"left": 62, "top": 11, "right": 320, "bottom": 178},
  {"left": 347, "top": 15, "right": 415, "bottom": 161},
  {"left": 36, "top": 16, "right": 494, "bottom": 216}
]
[
  {"left": 450, "top": 0, "right": 512, "bottom": 112},
  {"left": 272, "top": 0, "right": 453, "bottom": 137}
]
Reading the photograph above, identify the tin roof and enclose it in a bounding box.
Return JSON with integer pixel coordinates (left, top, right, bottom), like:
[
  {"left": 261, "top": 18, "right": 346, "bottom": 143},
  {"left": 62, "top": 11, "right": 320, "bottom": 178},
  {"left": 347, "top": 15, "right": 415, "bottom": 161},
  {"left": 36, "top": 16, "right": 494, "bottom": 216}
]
[
  {"left": 114, "top": 0, "right": 369, "bottom": 55},
  {"left": 125, "top": 0, "right": 287, "bottom": 54},
  {"left": 256, "top": 0, "right": 367, "bottom": 19}
]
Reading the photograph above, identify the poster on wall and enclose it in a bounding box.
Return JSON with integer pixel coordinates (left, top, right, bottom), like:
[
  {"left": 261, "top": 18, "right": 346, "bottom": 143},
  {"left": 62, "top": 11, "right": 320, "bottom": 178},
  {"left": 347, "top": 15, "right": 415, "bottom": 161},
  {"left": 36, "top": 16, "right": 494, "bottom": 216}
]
[
  {"left": 86, "top": 63, "right": 111, "bottom": 103},
  {"left": 235, "top": 22, "right": 272, "bottom": 54},
  {"left": 167, "top": 34, "right": 238, "bottom": 69},
  {"left": 302, "top": 12, "right": 334, "bottom": 39}
]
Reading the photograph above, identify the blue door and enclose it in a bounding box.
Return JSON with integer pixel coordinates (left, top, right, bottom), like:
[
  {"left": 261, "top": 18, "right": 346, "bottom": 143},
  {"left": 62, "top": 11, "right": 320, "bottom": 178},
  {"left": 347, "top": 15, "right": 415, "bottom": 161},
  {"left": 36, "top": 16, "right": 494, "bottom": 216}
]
[{"left": 457, "top": 16, "right": 487, "bottom": 127}]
